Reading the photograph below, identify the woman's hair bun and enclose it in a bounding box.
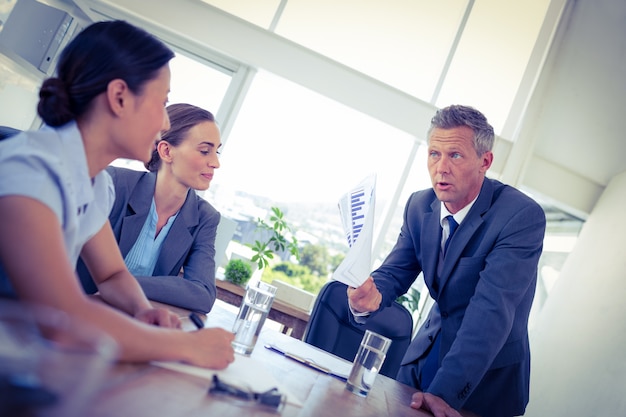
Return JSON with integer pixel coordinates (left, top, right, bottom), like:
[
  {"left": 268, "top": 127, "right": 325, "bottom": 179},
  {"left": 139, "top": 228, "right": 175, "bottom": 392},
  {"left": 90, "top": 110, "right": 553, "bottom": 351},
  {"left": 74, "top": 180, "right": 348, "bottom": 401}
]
[{"left": 37, "top": 77, "right": 74, "bottom": 127}]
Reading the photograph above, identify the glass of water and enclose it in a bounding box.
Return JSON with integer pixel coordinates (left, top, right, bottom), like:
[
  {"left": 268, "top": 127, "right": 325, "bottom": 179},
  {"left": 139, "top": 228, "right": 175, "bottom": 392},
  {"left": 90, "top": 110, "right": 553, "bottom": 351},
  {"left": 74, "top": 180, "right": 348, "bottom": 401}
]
[
  {"left": 231, "top": 281, "right": 277, "bottom": 355},
  {"left": 346, "top": 330, "right": 392, "bottom": 397}
]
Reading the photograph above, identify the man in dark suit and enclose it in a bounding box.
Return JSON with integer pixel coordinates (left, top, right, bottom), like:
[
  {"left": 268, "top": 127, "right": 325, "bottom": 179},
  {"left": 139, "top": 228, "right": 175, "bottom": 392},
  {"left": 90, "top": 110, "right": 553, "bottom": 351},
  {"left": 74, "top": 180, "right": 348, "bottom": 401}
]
[{"left": 348, "top": 105, "right": 546, "bottom": 417}]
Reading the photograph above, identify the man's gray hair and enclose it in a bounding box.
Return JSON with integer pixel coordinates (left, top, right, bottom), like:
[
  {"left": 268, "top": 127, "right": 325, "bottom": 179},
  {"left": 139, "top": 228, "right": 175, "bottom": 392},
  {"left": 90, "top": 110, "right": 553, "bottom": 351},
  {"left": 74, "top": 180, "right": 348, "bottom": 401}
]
[{"left": 428, "top": 105, "right": 494, "bottom": 156}]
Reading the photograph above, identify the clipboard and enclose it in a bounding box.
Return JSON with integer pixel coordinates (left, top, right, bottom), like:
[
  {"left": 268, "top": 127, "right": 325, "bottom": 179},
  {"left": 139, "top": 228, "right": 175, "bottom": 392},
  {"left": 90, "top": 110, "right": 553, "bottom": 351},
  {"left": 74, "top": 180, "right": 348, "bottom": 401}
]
[{"left": 264, "top": 343, "right": 350, "bottom": 382}]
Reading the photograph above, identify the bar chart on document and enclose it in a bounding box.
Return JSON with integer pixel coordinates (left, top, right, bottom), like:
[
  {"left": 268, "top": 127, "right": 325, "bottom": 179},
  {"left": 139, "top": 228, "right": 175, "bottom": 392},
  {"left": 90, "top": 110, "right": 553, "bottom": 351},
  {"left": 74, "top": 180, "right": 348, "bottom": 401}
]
[{"left": 332, "top": 174, "right": 376, "bottom": 288}]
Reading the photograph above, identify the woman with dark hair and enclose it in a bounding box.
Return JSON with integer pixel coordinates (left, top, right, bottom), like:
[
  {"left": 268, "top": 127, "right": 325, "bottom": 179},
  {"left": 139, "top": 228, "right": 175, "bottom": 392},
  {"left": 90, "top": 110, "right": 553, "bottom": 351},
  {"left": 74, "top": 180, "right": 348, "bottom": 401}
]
[
  {"left": 79, "top": 103, "right": 222, "bottom": 313},
  {"left": 0, "top": 21, "right": 234, "bottom": 369}
]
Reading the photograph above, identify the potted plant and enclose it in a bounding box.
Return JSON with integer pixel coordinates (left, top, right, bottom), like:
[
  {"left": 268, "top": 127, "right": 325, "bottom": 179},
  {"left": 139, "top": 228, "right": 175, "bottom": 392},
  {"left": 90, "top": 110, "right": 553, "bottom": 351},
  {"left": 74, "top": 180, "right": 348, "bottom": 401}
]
[
  {"left": 250, "top": 206, "right": 300, "bottom": 269},
  {"left": 224, "top": 258, "right": 253, "bottom": 286}
]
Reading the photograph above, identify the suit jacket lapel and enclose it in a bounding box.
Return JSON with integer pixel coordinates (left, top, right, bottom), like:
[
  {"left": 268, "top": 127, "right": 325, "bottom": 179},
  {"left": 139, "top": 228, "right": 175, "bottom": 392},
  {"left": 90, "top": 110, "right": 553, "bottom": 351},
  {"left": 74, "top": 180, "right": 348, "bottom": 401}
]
[
  {"left": 437, "top": 179, "right": 494, "bottom": 293},
  {"left": 118, "top": 173, "right": 156, "bottom": 257},
  {"left": 152, "top": 189, "right": 198, "bottom": 276},
  {"left": 422, "top": 199, "right": 442, "bottom": 298}
]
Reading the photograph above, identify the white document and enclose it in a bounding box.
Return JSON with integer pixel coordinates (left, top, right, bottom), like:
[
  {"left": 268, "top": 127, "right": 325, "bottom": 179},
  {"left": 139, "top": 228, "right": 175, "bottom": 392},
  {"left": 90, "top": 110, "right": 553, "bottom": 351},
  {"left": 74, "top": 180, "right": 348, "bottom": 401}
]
[
  {"left": 331, "top": 174, "right": 376, "bottom": 288},
  {"left": 153, "top": 354, "right": 303, "bottom": 407},
  {"left": 263, "top": 332, "right": 352, "bottom": 381}
]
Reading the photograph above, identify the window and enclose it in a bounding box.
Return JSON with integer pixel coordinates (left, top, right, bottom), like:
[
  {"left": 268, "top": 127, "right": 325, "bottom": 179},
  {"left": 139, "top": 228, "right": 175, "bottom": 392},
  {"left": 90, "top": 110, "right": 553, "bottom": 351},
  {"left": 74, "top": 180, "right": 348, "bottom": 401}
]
[
  {"left": 174, "top": 2, "right": 575, "bottom": 299},
  {"left": 435, "top": 0, "right": 551, "bottom": 132},
  {"left": 112, "top": 50, "right": 233, "bottom": 171},
  {"left": 204, "top": 69, "right": 417, "bottom": 259},
  {"left": 203, "top": 0, "right": 552, "bottom": 133},
  {"left": 168, "top": 51, "right": 232, "bottom": 116},
  {"left": 275, "top": 0, "right": 467, "bottom": 104}
]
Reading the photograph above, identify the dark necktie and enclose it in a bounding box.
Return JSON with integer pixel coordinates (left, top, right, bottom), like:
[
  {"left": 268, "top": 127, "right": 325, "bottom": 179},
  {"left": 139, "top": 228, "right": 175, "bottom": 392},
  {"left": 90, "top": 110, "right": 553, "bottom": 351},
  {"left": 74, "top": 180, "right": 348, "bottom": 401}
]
[{"left": 444, "top": 215, "right": 458, "bottom": 255}]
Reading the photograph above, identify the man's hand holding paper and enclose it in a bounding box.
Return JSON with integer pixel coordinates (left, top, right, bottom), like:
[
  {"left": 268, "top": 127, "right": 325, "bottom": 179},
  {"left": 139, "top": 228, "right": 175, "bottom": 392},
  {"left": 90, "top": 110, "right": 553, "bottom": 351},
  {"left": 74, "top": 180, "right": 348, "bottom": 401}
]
[{"left": 347, "top": 276, "right": 382, "bottom": 313}]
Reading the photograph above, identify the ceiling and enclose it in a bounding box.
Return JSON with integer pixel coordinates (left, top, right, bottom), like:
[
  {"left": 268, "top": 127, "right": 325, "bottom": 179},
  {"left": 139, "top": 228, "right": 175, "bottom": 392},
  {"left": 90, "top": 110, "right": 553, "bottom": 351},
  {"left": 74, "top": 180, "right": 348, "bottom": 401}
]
[{"left": 34, "top": 0, "right": 626, "bottom": 219}]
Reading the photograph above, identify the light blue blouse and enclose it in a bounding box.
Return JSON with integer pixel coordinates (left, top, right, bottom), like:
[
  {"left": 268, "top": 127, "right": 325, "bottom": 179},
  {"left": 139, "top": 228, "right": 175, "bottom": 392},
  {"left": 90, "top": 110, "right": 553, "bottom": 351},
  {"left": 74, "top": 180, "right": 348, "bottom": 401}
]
[
  {"left": 0, "top": 121, "right": 114, "bottom": 297},
  {"left": 124, "top": 198, "right": 178, "bottom": 276}
]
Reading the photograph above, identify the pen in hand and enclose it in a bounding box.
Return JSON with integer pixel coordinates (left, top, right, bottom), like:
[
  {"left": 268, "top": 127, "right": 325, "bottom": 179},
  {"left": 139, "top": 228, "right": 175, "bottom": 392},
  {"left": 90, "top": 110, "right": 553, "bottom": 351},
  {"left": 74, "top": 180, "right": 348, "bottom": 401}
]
[{"left": 189, "top": 312, "right": 205, "bottom": 330}]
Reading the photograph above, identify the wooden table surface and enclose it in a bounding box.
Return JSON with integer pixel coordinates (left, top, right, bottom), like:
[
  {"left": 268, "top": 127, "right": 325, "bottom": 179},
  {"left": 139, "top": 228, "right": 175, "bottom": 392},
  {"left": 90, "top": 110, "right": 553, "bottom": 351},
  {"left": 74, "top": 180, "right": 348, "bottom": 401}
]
[{"left": 83, "top": 299, "right": 430, "bottom": 417}]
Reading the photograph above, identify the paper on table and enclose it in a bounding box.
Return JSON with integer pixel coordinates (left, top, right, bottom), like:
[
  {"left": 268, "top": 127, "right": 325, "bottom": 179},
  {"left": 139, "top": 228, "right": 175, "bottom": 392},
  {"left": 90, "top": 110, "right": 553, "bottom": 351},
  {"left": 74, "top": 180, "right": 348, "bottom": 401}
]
[
  {"left": 263, "top": 332, "right": 353, "bottom": 381},
  {"left": 332, "top": 174, "right": 376, "bottom": 288},
  {"left": 153, "top": 354, "right": 303, "bottom": 407}
]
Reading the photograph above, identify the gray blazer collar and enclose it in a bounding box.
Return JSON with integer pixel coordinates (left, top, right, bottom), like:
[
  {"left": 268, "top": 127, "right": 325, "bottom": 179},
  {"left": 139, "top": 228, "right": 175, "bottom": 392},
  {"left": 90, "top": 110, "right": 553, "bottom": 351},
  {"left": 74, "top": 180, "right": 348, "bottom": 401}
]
[
  {"left": 126, "top": 172, "right": 200, "bottom": 227},
  {"left": 153, "top": 187, "right": 199, "bottom": 275},
  {"left": 119, "top": 172, "right": 200, "bottom": 276}
]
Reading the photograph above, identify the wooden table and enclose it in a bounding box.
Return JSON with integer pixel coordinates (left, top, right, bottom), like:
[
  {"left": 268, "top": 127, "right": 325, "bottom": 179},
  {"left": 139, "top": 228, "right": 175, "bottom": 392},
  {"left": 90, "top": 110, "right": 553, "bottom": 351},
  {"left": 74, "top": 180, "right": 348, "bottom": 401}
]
[
  {"left": 82, "top": 299, "right": 437, "bottom": 417},
  {"left": 215, "top": 278, "right": 311, "bottom": 340}
]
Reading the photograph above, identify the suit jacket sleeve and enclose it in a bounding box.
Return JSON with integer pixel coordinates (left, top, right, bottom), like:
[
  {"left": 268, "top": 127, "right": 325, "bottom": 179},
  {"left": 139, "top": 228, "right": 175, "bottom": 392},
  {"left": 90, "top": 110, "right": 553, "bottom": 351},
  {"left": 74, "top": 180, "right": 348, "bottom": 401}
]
[
  {"left": 371, "top": 191, "right": 430, "bottom": 306},
  {"left": 134, "top": 195, "right": 220, "bottom": 314}
]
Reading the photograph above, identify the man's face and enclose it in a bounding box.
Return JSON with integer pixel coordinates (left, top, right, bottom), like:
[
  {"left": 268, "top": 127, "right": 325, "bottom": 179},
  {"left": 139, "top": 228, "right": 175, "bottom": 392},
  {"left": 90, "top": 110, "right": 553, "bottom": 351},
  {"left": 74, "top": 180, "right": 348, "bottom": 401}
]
[{"left": 427, "top": 126, "right": 493, "bottom": 213}]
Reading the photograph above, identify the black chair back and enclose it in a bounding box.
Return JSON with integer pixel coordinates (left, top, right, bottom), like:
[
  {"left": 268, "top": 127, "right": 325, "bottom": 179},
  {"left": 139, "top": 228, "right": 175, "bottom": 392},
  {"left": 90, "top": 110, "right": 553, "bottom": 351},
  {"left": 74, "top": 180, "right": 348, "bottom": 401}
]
[{"left": 303, "top": 280, "right": 413, "bottom": 379}]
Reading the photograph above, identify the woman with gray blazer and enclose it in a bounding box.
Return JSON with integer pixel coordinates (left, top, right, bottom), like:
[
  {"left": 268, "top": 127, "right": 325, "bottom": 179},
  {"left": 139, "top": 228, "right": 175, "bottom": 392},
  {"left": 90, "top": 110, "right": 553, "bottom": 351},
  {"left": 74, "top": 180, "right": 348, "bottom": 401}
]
[{"left": 79, "top": 103, "right": 222, "bottom": 313}]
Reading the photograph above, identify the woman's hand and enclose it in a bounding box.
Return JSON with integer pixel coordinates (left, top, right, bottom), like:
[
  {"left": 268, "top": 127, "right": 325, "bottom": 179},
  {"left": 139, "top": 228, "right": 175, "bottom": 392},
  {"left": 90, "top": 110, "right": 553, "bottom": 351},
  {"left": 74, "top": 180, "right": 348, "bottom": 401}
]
[
  {"left": 135, "top": 307, "right": 182, "bottom": 329},
  {"left": 185, "top": 328, "right": 236, "bottom": 369}
]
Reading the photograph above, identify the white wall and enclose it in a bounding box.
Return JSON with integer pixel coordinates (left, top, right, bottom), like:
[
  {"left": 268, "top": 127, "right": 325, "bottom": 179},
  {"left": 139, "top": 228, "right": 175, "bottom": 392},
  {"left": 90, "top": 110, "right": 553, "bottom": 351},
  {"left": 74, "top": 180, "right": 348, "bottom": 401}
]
[
  {"left": 521, "top": 1, "right": 626, "bottom": 414},
  {"left": 526, "top": 169, "right": 626, "bottom": 416},
  {"left": 514, "top": 0, "right": 626, "bottom": 217},
  {"left": 521, "top": 0, "right": 626, "bottom": 417}
]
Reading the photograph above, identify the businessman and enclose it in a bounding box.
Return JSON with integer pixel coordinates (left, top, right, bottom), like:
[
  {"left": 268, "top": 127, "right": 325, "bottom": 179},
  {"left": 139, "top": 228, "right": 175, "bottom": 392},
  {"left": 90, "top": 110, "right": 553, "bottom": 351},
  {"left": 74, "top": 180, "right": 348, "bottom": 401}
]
[{"left": 348, "top": 105, "right": 546, "bottom": 417}]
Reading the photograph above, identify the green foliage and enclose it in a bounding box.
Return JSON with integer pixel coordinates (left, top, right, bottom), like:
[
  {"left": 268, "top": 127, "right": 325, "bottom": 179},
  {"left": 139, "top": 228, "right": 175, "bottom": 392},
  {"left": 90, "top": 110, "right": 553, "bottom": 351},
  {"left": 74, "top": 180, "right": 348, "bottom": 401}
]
[
  {"left": 261, "top": 262, "right": 328, "bottom": 295},
  {"left": 250, "top": 206, "right": 300, "bottom": 269},
  {"left": 396, "top": 286, "right": 421, "bottom": 313},
  {"left": 271, "top": 262, "right": 309, "bottom": 277},
  {"left": 299, "top": 244, "right": 330, "bottom": 276},
  {"left": 329, "top": 253, "right": 345, "bottom": 271},
  {"left": 224, "top": 258, "right": 253, "bottom": 286}
]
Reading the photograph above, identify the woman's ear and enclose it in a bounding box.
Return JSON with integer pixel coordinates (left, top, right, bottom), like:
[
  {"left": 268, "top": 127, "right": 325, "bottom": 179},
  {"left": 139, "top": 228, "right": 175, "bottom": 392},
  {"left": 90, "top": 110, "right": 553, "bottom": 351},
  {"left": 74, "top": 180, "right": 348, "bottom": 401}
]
[
  {"left": 106, "top": 79, "right": 129, "bottom": 116},
  {"left": 156, "top": 140, "right": 173, "bottom": 163}
]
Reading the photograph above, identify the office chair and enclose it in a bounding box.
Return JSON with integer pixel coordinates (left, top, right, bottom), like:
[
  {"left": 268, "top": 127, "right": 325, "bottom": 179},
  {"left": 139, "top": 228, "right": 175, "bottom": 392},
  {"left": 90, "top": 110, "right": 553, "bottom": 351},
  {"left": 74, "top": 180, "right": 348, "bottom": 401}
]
[{"left": 303, "top": 280, "right": 413, "bottom": 379}]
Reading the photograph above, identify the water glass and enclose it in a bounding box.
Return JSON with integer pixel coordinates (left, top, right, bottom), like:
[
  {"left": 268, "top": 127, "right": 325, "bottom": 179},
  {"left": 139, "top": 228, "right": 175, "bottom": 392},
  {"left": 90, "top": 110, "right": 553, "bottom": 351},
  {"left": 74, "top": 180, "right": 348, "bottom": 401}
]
[
  {"left": 231, "top": 281, "right": 277, "bottom": 355},
  {"left": 346, "top": 330, "right": 392, "bottom": 397}
]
